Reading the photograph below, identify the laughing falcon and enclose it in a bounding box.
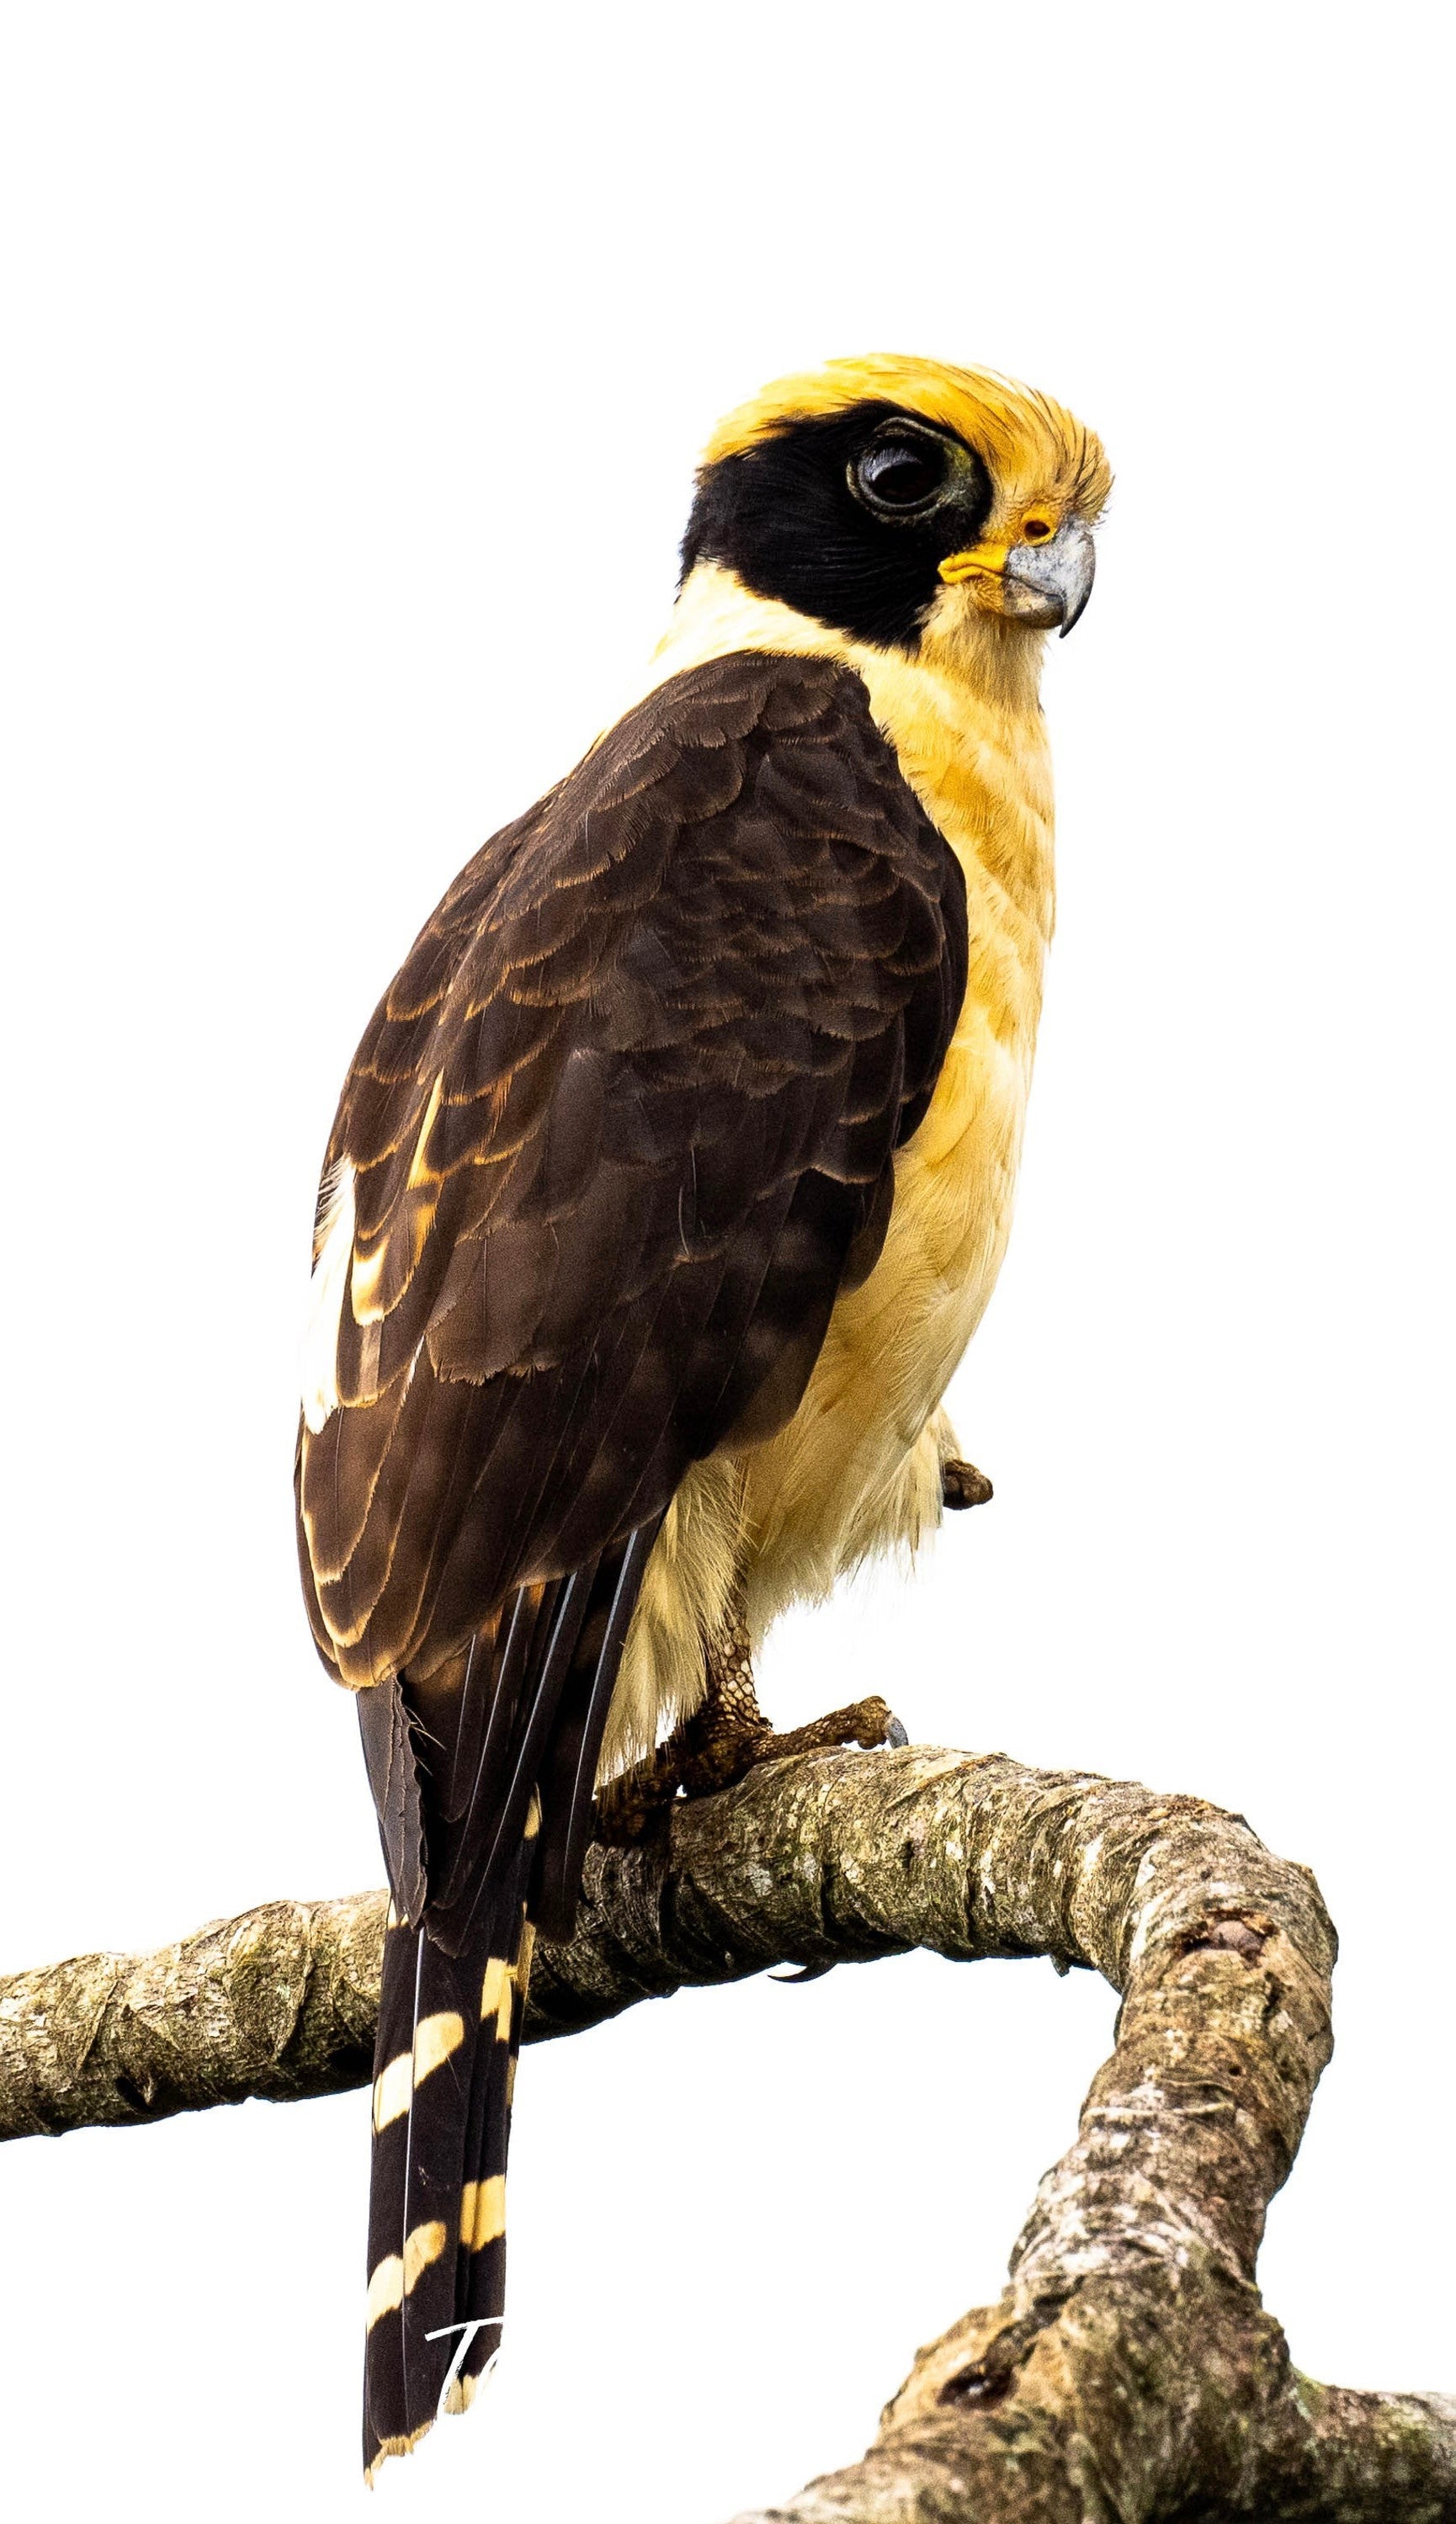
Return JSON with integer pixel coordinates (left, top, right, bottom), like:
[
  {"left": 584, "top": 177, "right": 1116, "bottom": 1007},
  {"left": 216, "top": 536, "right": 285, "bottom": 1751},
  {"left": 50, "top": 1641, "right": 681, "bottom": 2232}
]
[{"left": 295, "top": 353, "right": 1110, "bottom": 2476}]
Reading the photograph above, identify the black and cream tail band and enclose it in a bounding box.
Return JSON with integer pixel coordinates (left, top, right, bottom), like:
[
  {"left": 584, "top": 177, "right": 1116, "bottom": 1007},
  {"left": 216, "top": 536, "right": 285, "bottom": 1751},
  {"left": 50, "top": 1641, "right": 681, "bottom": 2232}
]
[{"left": 362, "top": 1834, "right": 534, "bottom": 2480}]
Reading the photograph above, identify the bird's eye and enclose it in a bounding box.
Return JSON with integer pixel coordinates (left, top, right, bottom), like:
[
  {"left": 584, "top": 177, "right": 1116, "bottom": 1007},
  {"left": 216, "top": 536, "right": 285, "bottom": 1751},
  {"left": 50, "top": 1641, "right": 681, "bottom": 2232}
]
[{"left": 853, "top": 437, "right": 948, "bottom": 514}]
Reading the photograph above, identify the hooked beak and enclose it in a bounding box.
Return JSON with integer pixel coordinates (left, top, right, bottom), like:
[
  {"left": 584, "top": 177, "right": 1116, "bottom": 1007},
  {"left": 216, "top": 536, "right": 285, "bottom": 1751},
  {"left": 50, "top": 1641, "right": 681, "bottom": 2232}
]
[{"left": 939, "top": 516, "right": 1096, "bottom": 637}]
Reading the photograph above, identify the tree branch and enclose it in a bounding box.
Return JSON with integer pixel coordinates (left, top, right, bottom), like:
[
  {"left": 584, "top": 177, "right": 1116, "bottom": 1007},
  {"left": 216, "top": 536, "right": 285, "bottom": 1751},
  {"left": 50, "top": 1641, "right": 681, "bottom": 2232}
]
[{"left": 3, "top": 1745, "right": 1452, "bottom": 2518}]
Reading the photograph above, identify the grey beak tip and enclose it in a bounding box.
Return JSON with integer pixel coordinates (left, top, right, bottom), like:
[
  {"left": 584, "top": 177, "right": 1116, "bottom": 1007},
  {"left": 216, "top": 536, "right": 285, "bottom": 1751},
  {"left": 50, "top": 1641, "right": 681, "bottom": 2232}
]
[{"left": 1006, "top": 517, "right": 1094, "bottom": 637}]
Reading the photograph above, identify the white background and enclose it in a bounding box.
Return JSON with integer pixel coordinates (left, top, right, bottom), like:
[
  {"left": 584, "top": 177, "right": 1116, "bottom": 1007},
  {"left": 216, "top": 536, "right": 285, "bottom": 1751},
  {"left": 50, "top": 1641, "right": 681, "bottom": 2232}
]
[{"left": 1, "top": 8, "right": 1451, "bottom": 2519}]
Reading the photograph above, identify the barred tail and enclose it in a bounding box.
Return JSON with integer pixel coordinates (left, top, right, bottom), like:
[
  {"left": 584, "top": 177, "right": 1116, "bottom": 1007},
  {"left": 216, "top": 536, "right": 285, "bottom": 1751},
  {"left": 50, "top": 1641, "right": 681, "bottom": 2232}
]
[
  {"left": 356, "top": 1522, "right": 662, "bottom": 2476},
  {"left": 362, "top": 1820, "right": 536, "bottom": 2481}
]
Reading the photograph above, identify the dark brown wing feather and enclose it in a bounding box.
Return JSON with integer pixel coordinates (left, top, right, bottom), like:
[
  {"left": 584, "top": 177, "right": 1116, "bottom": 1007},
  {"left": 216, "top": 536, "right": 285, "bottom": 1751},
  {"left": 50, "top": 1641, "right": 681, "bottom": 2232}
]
[
  {"left": 298, "top": 651, "right": 964, "bottom": 1724},
  {"left": 299, "top": 646, "right": 969, "bottom": 1924}
]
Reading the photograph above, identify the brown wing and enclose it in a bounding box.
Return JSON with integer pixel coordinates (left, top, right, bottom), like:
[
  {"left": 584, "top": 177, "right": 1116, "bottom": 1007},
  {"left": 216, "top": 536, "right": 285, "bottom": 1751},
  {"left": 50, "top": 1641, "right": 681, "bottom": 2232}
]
[
  {"left": 299, "top": 651, "right": 964, "bottom": 1678},
  {"left": 296, "top": 649, "right": 965, "bottom": 1933}
]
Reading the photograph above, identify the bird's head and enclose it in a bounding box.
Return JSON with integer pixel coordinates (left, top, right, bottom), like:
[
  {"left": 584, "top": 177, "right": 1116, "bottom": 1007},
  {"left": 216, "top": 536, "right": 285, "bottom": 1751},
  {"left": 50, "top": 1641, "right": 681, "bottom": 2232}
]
[{"left": 679, "top": 354, "right": 1110, "bottom": 677}]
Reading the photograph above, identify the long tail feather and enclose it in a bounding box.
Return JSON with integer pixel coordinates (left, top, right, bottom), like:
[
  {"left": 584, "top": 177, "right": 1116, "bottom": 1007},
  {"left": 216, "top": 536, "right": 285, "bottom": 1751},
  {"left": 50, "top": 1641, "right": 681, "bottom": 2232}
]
[
  {"left": 535, "top": 1517, "right": 662, "bottom": 1937},
  {"left": 358, "top": 1518, "right": 661, "bottom": 2477},
  {"left": 362, "top": 1834, "right": 534, "bottom": 2480}
]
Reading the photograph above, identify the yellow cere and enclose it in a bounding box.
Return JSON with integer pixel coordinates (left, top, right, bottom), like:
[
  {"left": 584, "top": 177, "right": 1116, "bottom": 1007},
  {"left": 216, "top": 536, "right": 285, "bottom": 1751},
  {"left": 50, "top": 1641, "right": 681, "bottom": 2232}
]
[{"left": 938, "top": 543, "right": 1010, "bottom": 584}]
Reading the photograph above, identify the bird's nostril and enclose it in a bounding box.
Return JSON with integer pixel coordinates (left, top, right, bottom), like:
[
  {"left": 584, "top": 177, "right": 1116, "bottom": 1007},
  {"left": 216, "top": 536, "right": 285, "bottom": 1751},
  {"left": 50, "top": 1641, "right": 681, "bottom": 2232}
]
[{"left": 1023, "top": 515, "right": 1055, "bottom": 544}]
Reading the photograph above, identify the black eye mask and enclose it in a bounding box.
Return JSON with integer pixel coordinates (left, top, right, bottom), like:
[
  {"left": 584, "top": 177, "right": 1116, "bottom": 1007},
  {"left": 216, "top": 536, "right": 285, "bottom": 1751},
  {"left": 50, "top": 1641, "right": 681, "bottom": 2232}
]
[{"left": 678, "top": 401, "right": 995, "bottom": 651}]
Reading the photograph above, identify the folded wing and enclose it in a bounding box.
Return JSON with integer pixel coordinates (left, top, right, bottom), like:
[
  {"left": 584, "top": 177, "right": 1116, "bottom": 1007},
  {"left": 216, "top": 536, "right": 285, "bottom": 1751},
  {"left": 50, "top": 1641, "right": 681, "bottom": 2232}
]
[{"left": 296, "top": 648, "right": 967, "bottom": 1724}]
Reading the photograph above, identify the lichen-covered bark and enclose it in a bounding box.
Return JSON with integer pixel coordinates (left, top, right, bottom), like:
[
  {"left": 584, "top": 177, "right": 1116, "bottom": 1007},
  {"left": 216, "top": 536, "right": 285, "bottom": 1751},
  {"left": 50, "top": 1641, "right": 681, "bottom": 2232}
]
[
  {"left": 0, "top": 1891, "right": 385, "bottom": 2135},
  {"left": 2, "top": 1746, "right": 1453, "bottom": 2518}
]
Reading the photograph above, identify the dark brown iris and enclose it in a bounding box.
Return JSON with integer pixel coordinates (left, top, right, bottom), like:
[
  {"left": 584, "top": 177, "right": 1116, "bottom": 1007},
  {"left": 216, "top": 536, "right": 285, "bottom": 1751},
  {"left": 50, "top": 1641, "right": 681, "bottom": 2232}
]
[{"left": 854, "top": 439, "right": 945, "bottom": 509}]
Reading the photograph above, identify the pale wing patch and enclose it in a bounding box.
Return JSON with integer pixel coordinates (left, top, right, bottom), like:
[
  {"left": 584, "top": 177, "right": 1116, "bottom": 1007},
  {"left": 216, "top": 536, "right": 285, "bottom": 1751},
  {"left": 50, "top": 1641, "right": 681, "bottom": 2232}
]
[
  {"left": 300, "top": 1158, "right": 355, "bottom": 1434},
  {"left": 405, "top": 1069, "right": 444, "bottom": 1193},
  {"left": 348, "top": 1069, "right": 444, "bottom": 1326}
]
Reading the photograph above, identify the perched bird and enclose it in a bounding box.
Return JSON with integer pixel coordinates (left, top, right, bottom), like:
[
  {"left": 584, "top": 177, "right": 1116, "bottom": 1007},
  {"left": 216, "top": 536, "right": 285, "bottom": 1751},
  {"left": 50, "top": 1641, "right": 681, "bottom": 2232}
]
[{"left": 295, "top": 353, "right": 1108, "bottom": 2477}]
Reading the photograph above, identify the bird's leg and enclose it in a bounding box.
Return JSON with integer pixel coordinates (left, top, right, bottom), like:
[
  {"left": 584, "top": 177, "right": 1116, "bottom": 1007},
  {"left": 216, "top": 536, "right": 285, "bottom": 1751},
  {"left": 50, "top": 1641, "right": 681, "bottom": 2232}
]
[
  {"left": 598, "top": 1455, "right": 986, "bottom": 1847},
  {"left": 594, "top": 1598, "right": 906, "bottom": 1847},
  {"left": 592, "top": 1730, "right": 686, "bottom": 1847},
  {"left": 678, "top": 1607, "right": 907, "bottom": 1790}
]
